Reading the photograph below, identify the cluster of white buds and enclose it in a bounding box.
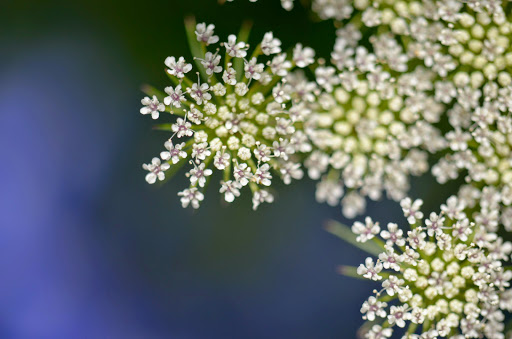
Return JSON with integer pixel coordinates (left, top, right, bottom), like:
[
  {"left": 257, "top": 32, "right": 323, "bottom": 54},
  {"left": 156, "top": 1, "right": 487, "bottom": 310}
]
[
  {"left": 305, "top": 20, "right": 445, "bottom": 218},
  {"left": 141, "top": 19, "right": 315, "bottom": 210},
  {"left": 345, "top": 196, "right": 512, "bottom": 338}
]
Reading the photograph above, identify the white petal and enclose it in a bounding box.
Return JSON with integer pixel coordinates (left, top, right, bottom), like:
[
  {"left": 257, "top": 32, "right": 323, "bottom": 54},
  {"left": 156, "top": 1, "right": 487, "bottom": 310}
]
[{"left": 145, "top": 173, "right": 156, "bottom": 184}]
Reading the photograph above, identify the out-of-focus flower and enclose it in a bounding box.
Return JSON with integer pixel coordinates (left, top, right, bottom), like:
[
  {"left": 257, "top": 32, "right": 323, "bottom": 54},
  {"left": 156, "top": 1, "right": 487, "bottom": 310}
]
[{"left": 305, "top": 22, "right": 445, "bottom": 218}]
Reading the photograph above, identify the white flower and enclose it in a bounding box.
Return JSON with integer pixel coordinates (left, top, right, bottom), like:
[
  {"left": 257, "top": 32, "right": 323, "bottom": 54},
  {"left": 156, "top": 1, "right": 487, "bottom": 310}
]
[
  {"left": 387, "top": 304, "right": 411, "bottom": 328},
  {"left": 160, "top": 140, "right": 187, "bottom": 164},
  {"left": 219, "top": 180, "right": 241, "bottom": 202},
  {"left": 380, "top": 223, "right": 405, "bottom": 247},
  {"left": 165, "top": 56, "right": 192, "bottom": 78},
  {"left": 188, "top": 82, "right": 211, "bottom": 105},
  {"left": 315, "top": 66, "right": 339, "bottom": 92},
  {"left": 224, "top": 34, "right": 248, "bottom": 58},
  {"left": 361, "top": 296, "right": 387, "bottom": 321},
  {"left": 195, "top": 23, "right": 219, "bottom": 45},
  {"left": 357, "top": 257, "right": 383, "bottom": 281},
  {"left": 178, "top": 187, "right": 204, "bottom": 209},
  {"left": 172, "top": 118, "right": 193, "bottom": 138},
  {"left": 253, "top": 143, "right": 271, "bottom": 163},
  {"left": 400, "top": 198, "right": 424, "bottom": 224},
  {"left": 365, "top": 325, "right": 392, "bottom": 339},
  {"left": 140, "top": 96, "right": 165, "bottom": 119},
  {"left": 293, "top": 43, "right": 315, "bottom": 68},
  {"left": 261, "top": 32, "right": 281, "bottom": 56},
  {"left": 252, "top": 189, "right": 274, "bottom": 210},
  {"left": 233, "top": 163, "right": 252, "bottom": 186},
  {"left": 142, "top": 157, "right": 170, "bottom": 184},
  {"left": 191, "top": 142, "right": 211, "bottom": 161},
  {"left": 382, "top": 275, "right": 404, "bottom": 297},
  {"left": 213, "top": 150, "right": 230, "bottom": 170},
  {"left": 280, "top": 0, "right": 294, "bottom": 11},
  {"left": 199, "top": 52, "right": 222, "bottom": 75},
  {"left": 164, "top": 85, "right": 186, "bottom": 108},
  {"left": 244, "top": 58, "right": 265, "bottom": 81},
  {"left": 378, "top": 249, "right": 401, "bottom": 272},
  {"left": 341, "top": 191, "right": 366, "bottom": 219},
  {"left": 254, "top": 163, "right": 272, "bottom": 186},
  {"left": 407, "top": 229, "right": 426, "bottom": 250},
  {"left": 269, "top": 53, "right": 292, "bottom": 77},
  {"left": 188, "top": 163, "right": 212, "bottom": 187},
  {"left": 222, "top": 64, "right": 237, "bottom": 85},
  {"left": 280, "top": 162, "right": 303, "bottom": 185},
  {"left": 312, "top": 0, "right": 353, "bottom": 21},
  {"left": 315, "top": 178, "right": 343, "bottom": 206},
  {"left": 424, "top": 212, "right": 444, "bottom": 237},
  {"left": 452, "top": 218, "right": 472, "bottom": 242},
  {"left": 441, "top": 196, "right": 466, "bottom": 220},
  {"left": 352, "top": 216, "right": 380, "bottom": 243}
]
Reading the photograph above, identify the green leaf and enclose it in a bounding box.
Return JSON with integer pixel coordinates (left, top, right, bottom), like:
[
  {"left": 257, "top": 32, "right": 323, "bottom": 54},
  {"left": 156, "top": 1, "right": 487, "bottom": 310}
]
[
  {"left": 152, "top": 123, "right": 174, "bottom": 131},
  {"left": 324, "top": 220, "right": 383, "bottom": 257}
]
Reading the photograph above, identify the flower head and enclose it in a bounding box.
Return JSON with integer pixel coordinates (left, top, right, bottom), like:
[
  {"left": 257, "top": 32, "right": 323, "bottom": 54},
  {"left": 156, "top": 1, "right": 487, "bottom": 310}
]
[
  {"left": 346, "top": 197, "right": 512, "bottom": 338},
  {"left": 140, "top": 19, "right": 315, "bottom": 209}
]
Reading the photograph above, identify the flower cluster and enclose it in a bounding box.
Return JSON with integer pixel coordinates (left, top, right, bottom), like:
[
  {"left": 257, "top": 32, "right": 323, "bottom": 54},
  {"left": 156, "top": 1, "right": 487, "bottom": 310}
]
[
  {"left": 349, "top": 196, "right": 512, "bottom": 338},
  {"left": 140, "top": 19, "right": 315, "bottom": 209},
  {"left": 423, "top": 3, "right": 512, "bottom": 233},
  {"left": 332, "top": 0, "right": 512, "bottom": 226},
  {"left": 306, "top": 23, "right": 445, "bottom": 218}
]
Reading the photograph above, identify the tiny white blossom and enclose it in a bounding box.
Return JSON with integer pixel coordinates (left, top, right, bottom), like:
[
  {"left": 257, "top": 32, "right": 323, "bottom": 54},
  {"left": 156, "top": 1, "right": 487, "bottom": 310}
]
[
  {"left": 140, "top": 96, "right": 165, "bottom": 119},
  {"left": 254, "top": 163, "right": 272, "bottom": 186},
  {"left": 172, "top": 118, "right": 193, "bottom": 138},
  {"left": 361, "top": 296, "right": 387, "bottom": 321},
  {"left": 178, "top": 187, "right": 204, "bottom": 209},
  {"left": 160, "top": 140, "right": 187, "bottom": 164},
  {"left": 352, "top": 217, "right": 380, "bottom": 243},
  {"left": 388, "top": 304, "right": 411, "bottom": 328},
  {"left": 195, "top": 23, "right": 219, "bottom": 45},
  {"left": 261, "top": 32, "right": 281, "bottom": 55},
  {"left": 219, "top": 180, "right": 241, "bottom": 202},
  {"left": 293, "top": 43, "right": 315, "bottom": 68},
  {"left": 164, "top": 85, "right": 186, "bottom": 108},
  {"left": 165, "top": 56, "right": 192, "bottom": 78},
  {"left": 400, "top": 198, "right": 424, "bottom": 224},
  {"left": 188, "top": 163, "right": 213, "bottom": 188},
  {"left": 142, "top": 157, "right": 170, "bottom": 184},
  {"left": 224, "top": 34, "right": 248, "bottom": 58},
  {"left": 357, "top": 257, "right": 383, "bottom": 281},
  {"left": 252, "top": 189, "right": 274, "bottom": 210}
]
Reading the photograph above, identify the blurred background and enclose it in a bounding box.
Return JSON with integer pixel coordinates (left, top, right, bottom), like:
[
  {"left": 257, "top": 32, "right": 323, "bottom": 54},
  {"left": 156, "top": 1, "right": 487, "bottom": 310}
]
[{"left": 0, "top": 1, "right": 448, "bottom": 338}]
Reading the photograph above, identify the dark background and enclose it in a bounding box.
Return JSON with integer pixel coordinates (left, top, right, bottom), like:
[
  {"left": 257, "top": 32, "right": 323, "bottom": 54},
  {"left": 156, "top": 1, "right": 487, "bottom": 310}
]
[{"left": 0, "top": 1, "right": 443, "bottom": 338}]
